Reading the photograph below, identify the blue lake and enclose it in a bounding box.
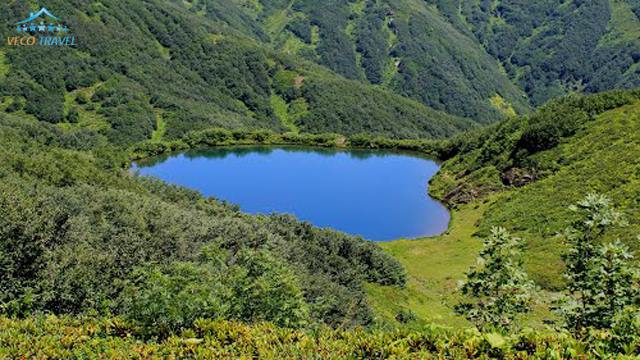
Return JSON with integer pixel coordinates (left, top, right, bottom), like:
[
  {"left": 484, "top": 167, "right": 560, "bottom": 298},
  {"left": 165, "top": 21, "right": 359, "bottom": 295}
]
[{"left": 134, "top": 147, "right": 450, "bottom": 241}]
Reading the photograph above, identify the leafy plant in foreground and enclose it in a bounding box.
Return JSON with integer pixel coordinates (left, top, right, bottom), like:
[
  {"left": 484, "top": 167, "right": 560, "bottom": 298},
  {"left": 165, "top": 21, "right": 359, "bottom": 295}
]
[
  {"left": 559, "top": 194, "right": 640, "bottom": 331},
  {"left": 116, "top": 247, "right": 309, "bottom": 338},
  {"left": 456, "top": 227, "right": 535, "bottom": 331}
]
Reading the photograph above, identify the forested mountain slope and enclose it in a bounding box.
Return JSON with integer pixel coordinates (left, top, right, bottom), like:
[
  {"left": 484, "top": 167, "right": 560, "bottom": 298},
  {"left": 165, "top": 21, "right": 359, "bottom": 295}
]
[
  {"left": 191, "top": 0, "right": 640, "bottom": 121},
  {"left": 0, "top": 0, "right": 472, "bottom": 145},
  {"left": 184, "top": 0, "right": 531, "bottom": 122},
  {"left": 434, "top": 0, "right": 640, "bottom": 106},
  {"left": 3, "top": 1, "right": 638, "bottom": 138}
]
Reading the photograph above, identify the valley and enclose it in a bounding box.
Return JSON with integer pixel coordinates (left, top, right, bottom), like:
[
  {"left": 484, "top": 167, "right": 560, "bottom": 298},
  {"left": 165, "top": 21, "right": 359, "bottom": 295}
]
[{"left": 0, "top": 0, "right": 639, "bottom": 358}]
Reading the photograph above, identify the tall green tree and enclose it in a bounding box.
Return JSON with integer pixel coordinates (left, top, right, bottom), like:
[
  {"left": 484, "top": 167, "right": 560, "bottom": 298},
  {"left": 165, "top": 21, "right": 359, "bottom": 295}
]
[
  {"left": 559, "top": 194, "right": 639, "bottom": 331},
  {"left": 456, "top": 227, "right": 535, "bottom": 331}
]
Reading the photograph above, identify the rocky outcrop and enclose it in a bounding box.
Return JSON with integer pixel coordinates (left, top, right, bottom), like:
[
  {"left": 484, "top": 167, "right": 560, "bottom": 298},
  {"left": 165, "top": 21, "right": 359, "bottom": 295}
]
[
  {"left": 442, "top": 184, "right": 483, "bottom": 204},
  {"left": 501, "top": 168, "right": 537, "bottom": 187}
]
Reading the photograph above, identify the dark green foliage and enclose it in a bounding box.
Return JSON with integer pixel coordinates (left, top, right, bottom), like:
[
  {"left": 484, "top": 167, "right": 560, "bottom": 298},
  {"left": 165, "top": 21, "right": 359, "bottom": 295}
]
[
  {"left": 0, "top": 0, "right": 470, "bottom": 144},
  {"left": 66, "top": 107, "right": 80, "bottom": 124},
  {"left": 4, "top": 98, "right": 24, "bottom": 113},
  {"left": 286, "top": 17, "right": 313, "bottom": 44},
  {"left": 171, "top": 37, "right": 275, "bottom": 121},
  {"left": 117, "top": 248, "right": 309, "bottom": 337},
  {"left": 297, "top": 78, "right": 474, "bottom": 138},
  {"left": 242, "top": 0, "right": 530, "bottom": 122},
  {"left": 387, "top": 5, "right": 527, "bottom": 122},
  {"left": 75, "top": 92, "right": 89, "bottom": 105},
  {"left": 354, "top": 3, "right": 391, "bottom": 84},
  {"left": 205, "top": 0, "right": 640, "bottom": 120},
  {"left": 455, "top": 0, "right": 640, "bottom": 105},
  {"left": 91, "top": 78, "right": 156, "bottom": 145},
  {"left": 182, "top": 0, "right": 268, "bottom": 41},
  {"left": 292, "top": 0, "right": 361, "bottom": 80},
  {"left": 394, "top": 309, "right": 418, "bottom": 324}
]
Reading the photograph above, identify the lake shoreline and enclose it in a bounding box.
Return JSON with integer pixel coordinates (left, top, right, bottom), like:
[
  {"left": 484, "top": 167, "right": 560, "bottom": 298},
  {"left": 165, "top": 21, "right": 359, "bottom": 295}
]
[{"left": 135, "top": 146, "right": 451, "bottom": 241}]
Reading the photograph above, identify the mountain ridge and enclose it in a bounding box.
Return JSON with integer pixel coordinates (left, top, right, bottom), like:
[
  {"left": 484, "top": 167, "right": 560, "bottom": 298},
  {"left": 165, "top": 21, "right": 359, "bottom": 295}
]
[{"left": 0, "top": 0, "right": 472, "bottom": 147}]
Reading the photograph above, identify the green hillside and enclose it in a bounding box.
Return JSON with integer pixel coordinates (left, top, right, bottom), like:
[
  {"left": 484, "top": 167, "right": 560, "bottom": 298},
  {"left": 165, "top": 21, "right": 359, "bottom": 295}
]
[
  {"left": 184, "top": 0, "right": 640, "bottom": 120},
  {"left": 367, "top": 90, "right": 640, "bottom": 329},
  {"left": 432, "top": 90, "right": 640, "bottom": 289},
  {"left": 3, "top": 1, "right": 639, "bottom": 137},
  {"left": 1, "top": 0, "right": 640, "bottom": 357},
  {"left": 0, "top": 112, "right": 408, "bottom": 330},
  {"left": 0, "top": 0, "right": 471, "bottom": 146}
]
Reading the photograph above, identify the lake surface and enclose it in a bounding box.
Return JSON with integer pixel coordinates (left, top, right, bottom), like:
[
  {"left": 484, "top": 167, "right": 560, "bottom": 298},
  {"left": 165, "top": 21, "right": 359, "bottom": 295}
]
[{"left": 134, "top": 147, "right": 450, "bottom": 241}]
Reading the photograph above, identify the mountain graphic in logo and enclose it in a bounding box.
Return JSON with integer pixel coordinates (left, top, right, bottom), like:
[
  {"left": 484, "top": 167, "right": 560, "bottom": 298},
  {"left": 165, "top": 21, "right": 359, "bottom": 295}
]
[
  {"left": 8, "top": 7, "right": 76, "bottom": 46},
  {"left": 15, "top": 7, "right": 69, "bottom": 34}
]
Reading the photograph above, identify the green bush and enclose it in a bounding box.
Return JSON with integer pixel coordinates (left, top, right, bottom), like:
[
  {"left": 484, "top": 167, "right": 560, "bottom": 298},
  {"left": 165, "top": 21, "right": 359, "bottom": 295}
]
[
  {"left": 558, "top": 194, "right": 640, "bottom": 331},
  {"left": 456, "top": 227, "right": 535, "bottom": 331}
]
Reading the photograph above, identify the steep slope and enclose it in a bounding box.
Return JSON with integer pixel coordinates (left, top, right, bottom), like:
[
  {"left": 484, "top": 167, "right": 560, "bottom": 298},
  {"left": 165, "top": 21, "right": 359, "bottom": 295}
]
[
  {"left": 431, "top": 89, "right": 640, "bottom": 288},
  {"left": 195, "top": 0, "right": 640, "bottom": 119},
  {"left": 183, "top": 0, "right": 531, "bottom": 122},
  {"left": 445, "top": 0, "right": 640, "bottom": 106},
  {"left": 0, "top": 0, "right": 470, "bottom": 146}
]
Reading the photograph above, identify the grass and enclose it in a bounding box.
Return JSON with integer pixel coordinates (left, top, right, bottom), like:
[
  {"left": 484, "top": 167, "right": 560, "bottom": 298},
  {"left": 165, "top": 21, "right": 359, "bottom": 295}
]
[
  {"left": 368, "top": 195, "right": 558, "bottom": 329},
  {"left": 155, "top": 39, "right": 171, "bottom": 60},
  {"left": 280, "top": 34, "right": 309, "bottom": 56},
  {"left": 264, "top": 5, "right": 291, "bottom": 36},
  {"left": 310, "top": 25, "right": 320, "bottom": 46},
  {"left": 270, "top": 93, "right": 298, "bottom": 133},
  {"left": 479, "top": 101, "right": 640, "bottom": 288},
  {"left": 59, "top": 83, "right": 110, "bottom": 132},
  {"left": 151, "top": 110, "right": 166, "bottom": 141},
  {"left": 367, "top": 200, "right": 487, "bottom": 328},
  {"left": 381, "top": 12, "right": 399, "bottom": 87},
  {"left": 490, "top": 94, "right": 517, "bottom": 117},
  {"left": 601, "top": 0, "right": 640, "bottom": 45}
]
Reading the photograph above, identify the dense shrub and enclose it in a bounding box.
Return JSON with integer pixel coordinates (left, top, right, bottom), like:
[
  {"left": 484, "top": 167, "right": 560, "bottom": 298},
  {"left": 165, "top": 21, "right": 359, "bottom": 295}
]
[
  {"left": 455, "top": 0, "right": 639, "bottom": 105},
  {"left": 558, "top": 194, "right": 640, "bottom": 331},
  {"left": 117, "top": 248, "right": 309, "bottom": 337},
  {"left": 457, "top": 227, "right": 535, "bottom": 331},
  {"left": 431, "top": 89, "right": 640, "bottom": 202},
  {"left": 0, "top": 0, "right": 471, "bottom": 146}
]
